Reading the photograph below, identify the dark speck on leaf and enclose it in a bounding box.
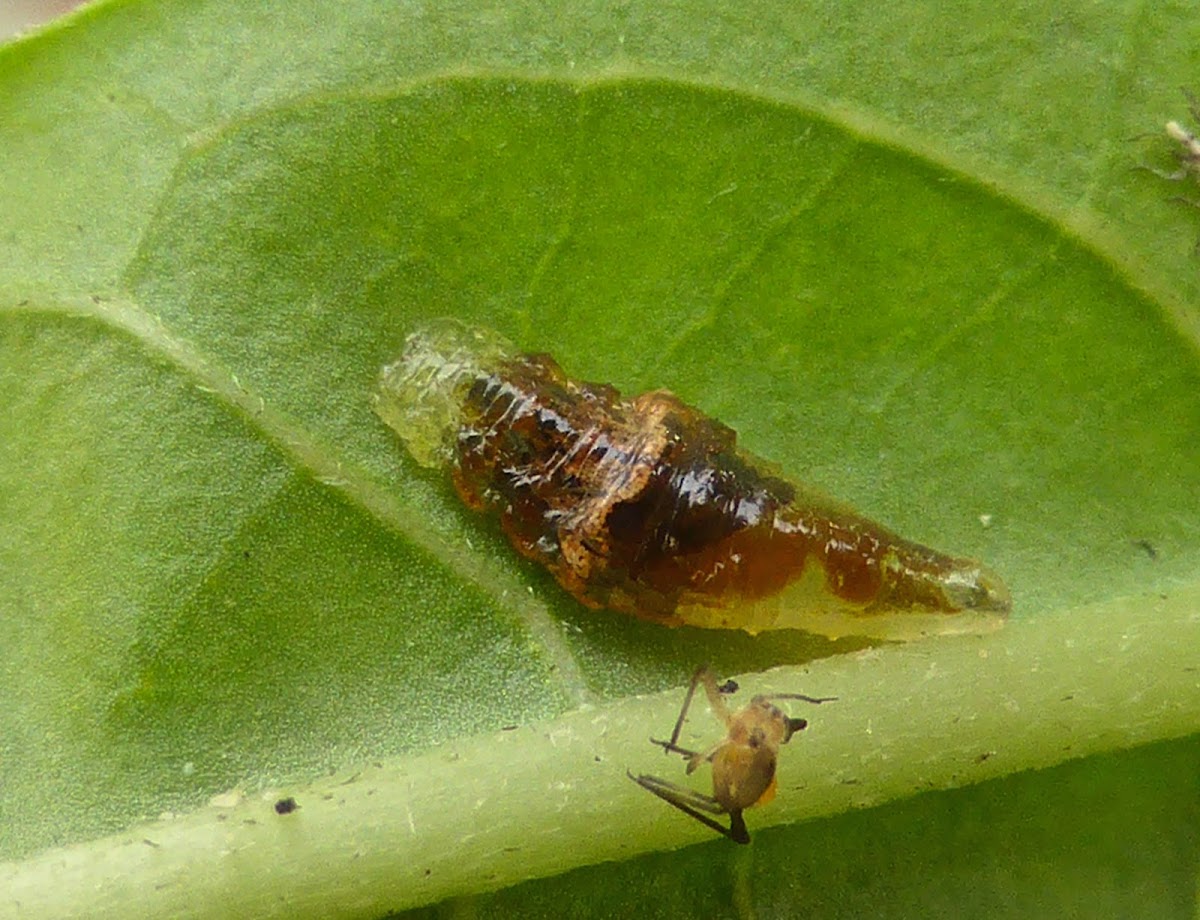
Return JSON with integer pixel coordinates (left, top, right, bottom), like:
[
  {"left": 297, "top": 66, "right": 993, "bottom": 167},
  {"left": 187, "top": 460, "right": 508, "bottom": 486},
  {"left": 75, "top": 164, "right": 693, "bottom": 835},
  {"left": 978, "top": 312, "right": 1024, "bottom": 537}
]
[
  {"left": 274, "top": 797, "right": 299, "bottom": 815},
  {"left": 1133, "top": 538, "right": 1158, "bottom": 560}
]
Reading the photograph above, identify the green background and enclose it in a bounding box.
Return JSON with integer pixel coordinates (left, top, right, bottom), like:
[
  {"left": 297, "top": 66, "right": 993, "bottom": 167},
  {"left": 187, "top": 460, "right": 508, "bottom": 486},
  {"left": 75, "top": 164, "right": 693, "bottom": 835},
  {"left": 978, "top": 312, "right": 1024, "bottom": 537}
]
[{"left": 1, "top": 1, "right": 1198, "bottom": 917}]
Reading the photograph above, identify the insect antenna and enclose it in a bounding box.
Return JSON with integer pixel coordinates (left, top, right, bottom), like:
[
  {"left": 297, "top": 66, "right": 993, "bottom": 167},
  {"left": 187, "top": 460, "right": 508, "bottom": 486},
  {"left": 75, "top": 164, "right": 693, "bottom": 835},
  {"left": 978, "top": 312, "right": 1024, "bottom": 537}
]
[{"left": 765, "top": 693, "right": 838, "bottom": 704}]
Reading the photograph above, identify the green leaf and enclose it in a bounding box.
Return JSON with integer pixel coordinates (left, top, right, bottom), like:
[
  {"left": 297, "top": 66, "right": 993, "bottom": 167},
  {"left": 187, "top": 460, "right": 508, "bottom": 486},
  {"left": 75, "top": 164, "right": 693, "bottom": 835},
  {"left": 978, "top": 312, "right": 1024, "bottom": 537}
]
[{"left": 2, "top": 1, "right": 1199, "bottom": 917}]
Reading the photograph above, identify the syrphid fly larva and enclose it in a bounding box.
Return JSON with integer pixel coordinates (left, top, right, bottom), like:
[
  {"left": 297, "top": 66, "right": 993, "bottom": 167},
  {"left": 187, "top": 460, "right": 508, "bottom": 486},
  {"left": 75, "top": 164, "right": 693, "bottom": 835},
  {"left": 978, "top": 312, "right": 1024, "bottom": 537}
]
[
  {"left": 628, "top": 665, "right": 834, "bottom": 843},
  {"left": 374, "top": 319, "right": 1011, "bottom": 640}
]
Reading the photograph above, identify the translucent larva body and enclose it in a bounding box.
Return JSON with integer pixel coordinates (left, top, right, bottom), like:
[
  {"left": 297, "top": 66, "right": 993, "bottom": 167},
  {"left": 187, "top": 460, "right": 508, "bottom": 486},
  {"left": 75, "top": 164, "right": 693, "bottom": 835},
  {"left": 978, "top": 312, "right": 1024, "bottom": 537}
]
[{"left": 374, "top": 319, "right": 1010, "bottom": 640}]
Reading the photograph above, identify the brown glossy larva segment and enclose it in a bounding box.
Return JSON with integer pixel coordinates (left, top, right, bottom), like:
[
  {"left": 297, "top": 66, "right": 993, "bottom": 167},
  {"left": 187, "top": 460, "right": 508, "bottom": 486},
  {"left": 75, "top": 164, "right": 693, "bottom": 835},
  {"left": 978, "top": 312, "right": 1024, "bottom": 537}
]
[{"left": 374, "top": 319, "right": 1011, "bottom": 640}]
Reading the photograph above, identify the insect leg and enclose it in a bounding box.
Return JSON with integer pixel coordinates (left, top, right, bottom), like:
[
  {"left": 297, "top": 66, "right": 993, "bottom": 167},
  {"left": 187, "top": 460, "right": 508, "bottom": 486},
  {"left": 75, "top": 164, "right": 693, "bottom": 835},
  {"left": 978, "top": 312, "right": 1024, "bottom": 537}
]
[
  {"left": 1184, "top": 86, "right": 1200, "bottom": 124},
  {"left": 661, "top": 667, "right": 706, "bottom": 751},
  {"left": 650, "top": 736, "right": 731, "bottom": 776},
  {"left": 651, "top": 667, "right": 738, "bottom": 765},
  {"left": 649, "top": 736, "right": 700, "bottom": 759},
  {"left": 695, "top": 666, "right": 735, "bottom": 727},
  {"left": 628, "top": 772, "right": 726, "bottom": 815},
  {"left": 651, "top": 665, "right": 721, "bottom": 760},
  {"left": 683, "top": 739, "right": 728, "bottom": 775},
  {"left": 626, "top": 771, "right": 750, "bottom": 844},
  {"left": 1133, "top": 164, "right": 1190, "bottom": 182}
]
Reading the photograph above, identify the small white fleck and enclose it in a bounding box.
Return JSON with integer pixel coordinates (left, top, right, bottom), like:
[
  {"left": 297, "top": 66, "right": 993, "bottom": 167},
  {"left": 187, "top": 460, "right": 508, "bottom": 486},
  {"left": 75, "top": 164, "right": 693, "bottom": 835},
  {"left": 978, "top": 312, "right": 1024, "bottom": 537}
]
[{"left": 978, "top": 513, "right": 993, "bottom": 528}]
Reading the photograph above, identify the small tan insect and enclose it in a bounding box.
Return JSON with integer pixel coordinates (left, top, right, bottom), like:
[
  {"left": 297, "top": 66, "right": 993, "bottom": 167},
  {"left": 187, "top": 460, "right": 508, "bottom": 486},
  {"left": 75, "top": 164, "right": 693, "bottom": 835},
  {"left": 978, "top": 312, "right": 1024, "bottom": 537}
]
[
  {"left": 628, "top": 666, "right": 834, "bottom": 844},
  {"left": 1166, "top": 117, "right": 1200, "bottom": 175},
  {"left": 1165, "top": 89, "right": 1200, "bottom": 182},
  {"left": 1137, "top": 90, "right": 1200, "bottom": 187}
]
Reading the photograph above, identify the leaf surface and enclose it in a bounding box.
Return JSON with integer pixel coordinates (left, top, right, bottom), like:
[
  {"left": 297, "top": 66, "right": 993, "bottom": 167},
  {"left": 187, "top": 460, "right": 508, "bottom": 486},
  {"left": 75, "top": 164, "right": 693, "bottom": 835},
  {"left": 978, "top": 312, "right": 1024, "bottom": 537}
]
[{"left": 1, "top": 1, "right": 1199, "bottom": 917}]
